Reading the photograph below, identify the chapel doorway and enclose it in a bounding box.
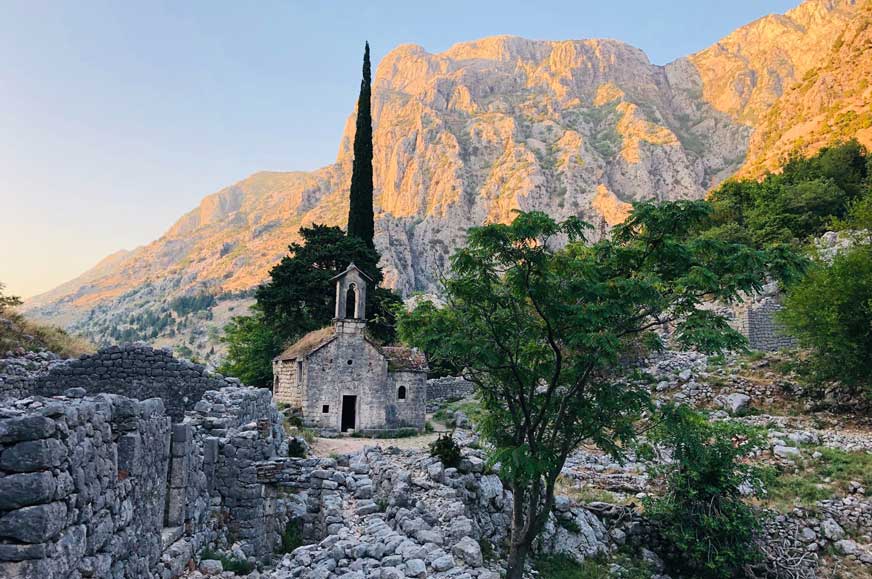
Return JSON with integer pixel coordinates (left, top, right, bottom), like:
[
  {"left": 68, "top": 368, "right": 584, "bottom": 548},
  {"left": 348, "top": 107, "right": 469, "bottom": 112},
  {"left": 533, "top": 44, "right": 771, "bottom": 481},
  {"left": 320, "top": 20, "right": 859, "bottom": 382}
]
[{"left": 341, "top": 395, "right": 357, "bottom": 432}]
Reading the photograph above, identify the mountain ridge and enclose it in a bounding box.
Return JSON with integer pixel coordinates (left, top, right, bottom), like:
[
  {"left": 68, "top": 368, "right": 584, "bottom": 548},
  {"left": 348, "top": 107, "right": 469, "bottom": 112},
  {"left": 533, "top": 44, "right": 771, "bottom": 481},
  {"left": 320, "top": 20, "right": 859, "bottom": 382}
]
[{"left": 22, "top": 0, "right": 870, "bottom": 365}]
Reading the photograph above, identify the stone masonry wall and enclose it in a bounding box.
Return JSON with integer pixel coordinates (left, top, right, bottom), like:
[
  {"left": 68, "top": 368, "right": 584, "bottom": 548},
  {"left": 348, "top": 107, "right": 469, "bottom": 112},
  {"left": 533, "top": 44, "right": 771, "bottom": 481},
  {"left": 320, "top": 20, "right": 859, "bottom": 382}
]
[
  {"left": 426, "top": 376, "right": 475, "bottom": 403},
  {"left": 25, "top": 344, "right": 238, "bottom": 422},
  {"left": 0, "top": 386, "right": 289, "bottom": 579},
  {"left": 0, "top": 392, "right": 171, "bottom": 579},
  {"left": 271, "top": 359, "right": 301, "bottom": 407}
]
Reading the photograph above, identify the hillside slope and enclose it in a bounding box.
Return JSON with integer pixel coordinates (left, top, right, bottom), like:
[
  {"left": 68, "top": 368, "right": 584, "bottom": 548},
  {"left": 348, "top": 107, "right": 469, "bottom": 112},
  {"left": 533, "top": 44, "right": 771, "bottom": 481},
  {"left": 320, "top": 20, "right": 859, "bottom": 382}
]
[{"left": 22, "top": 0, "right": 867, "bottom": 365}]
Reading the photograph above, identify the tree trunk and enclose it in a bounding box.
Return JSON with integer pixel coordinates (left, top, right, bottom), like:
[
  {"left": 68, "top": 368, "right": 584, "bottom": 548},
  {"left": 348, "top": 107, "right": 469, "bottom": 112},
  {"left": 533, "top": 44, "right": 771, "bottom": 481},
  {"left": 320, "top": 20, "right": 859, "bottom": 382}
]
[{"left": 505, "top": 538, "right": 532, "bottom": 579}]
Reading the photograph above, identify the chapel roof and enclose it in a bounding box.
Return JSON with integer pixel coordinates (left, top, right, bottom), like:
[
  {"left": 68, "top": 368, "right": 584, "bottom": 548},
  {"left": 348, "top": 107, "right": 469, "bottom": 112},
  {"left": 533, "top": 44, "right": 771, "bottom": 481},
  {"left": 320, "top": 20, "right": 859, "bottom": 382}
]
[
  {"left": 273, "top": 326, "right": 336, "bottom": 362},
  {"left": 381, "top": 346, "right": 429, "bottom": 373}
]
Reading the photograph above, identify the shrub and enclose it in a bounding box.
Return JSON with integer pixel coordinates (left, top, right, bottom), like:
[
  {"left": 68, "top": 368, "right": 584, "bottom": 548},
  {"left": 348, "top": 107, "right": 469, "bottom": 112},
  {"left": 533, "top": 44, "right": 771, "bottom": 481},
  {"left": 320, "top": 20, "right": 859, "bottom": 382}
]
[
  {"left": 198, "top": 548, "right": 254, "bottom": 574},
  {"left": 428, "top": 433, "right": 462, "bottom": 468},
  {"left": 278, "top": 520, "right": 304, "bottom": 554},
  {"left": 287, "top": 438, "right": 307, "bottom": 458},
  {"left": 641, "top": 405, "right": 765, "bottom": 579},
  {"left": 779, "top": 243, "right": 872, "bottom": 394}
]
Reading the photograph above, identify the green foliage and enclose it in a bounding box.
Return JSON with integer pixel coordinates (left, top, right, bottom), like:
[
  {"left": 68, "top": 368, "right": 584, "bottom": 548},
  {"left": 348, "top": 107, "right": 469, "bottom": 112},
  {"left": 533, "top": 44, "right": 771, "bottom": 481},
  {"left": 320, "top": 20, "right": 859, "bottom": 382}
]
[
  {"left": 218, "top": 308, "right": 283, "bottom": 387},
  {"left": 761, "top": 447, "right": 872, "bottom": 511},
  {"left": 256, "top": 224, "right": 400, "bottom": 344},
  {"left": 398, "top": 205, "right": 796, "bottom": 578},
  {"left": 348, "top": 41, "right": 375, "bottom": 248},
  {"left": 432, "top": 399, "right": 482, "bottom": 427},
  {"left": 429, "top": 434, "right": 462, "bottom": 468},
  {"left": 707, "top": 140, "right": 870, "bottom": 246},
  {"left": 287, "top": 438, "right": 307, "bottom": 458},
  {"left": 198, "top": 548, "right": 254, "bottom": 574},
  {"left": 642, "top": 405, "right": 765, "bottom": 579},
  {"left": 169, "top": 293, "right": 216, "bottom": 316},
  {"left": 534, "top": 554, "right": 651, "bottom": 579},
  {"left": 278, "top": 520, "right": 304, "bottom": 554},
  {"left": 0, "top": 282, "right": 22, "bottom": 313},
  {"left": 779, "top": 244, "right": 872, "bottom": 393}
]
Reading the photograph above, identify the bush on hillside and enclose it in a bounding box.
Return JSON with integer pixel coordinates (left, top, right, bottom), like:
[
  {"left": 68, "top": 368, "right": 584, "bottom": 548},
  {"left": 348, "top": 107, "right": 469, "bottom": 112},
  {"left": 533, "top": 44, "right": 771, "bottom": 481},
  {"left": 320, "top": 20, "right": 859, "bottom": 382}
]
[
  {"left": 706, "top": 140, "right": 870, "bottom": 246},
  {"left": 641, "top": 405, "right": 765, "bottom": 579},
  {"left": 779, "top": 243, "right": 872, "bottom": 394}
]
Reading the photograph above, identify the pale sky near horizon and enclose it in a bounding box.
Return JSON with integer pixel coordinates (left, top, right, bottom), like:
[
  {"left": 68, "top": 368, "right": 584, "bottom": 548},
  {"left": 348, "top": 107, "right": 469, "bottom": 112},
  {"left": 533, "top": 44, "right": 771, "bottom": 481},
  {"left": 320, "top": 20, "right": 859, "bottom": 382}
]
[{"left": 0, "top": 0, "right": 798, "bottom": 299}]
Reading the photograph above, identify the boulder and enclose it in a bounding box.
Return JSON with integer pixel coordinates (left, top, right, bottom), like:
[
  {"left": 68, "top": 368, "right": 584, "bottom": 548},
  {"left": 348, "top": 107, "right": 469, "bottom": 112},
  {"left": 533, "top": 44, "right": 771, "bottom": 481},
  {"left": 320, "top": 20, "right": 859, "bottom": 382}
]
[{"left": 717, "top": 393, "right": 751, "bottom": 416}]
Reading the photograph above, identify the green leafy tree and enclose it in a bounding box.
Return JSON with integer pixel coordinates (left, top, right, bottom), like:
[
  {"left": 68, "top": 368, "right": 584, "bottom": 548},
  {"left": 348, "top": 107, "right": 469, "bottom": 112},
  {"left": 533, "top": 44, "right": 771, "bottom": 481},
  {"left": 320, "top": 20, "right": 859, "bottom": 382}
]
[
  {"left": 779, "top": 243, "right": 872, "bottom": 393},
  {"left": 220, "top": 225, "right": 401, "bottom": 386},
  {"left": 641, "top": 404, "right": 766, "bottom": 579},
  {"left": 398, "top": 203, "right": 799, "bottom": 578},
  {"left": 0, "top": 282, "right": 22, "bottom": 313},
  {"left": 347, "top": 41, "right": 375, "bottom": 248},
  {"left": 219, "top": 308, "right": 283, "bottom": 386},
  {"left": 707, "top": 140, "right": 869, "bottom": 246}
]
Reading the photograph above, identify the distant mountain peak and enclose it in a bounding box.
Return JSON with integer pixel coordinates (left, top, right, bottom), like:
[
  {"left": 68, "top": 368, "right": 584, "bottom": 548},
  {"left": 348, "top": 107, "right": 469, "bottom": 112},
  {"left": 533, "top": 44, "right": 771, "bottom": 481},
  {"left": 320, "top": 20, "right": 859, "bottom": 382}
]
[{"left": 23, "top": 0, "right": 871, "bottom": 365}]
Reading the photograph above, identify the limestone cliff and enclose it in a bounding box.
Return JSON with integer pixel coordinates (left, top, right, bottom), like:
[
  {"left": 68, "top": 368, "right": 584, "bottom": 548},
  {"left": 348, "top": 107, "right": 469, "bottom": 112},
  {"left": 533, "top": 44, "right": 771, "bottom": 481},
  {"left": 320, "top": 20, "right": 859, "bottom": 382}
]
[{"left": 22, "top": 0, "right": 869, "bottom": 364}]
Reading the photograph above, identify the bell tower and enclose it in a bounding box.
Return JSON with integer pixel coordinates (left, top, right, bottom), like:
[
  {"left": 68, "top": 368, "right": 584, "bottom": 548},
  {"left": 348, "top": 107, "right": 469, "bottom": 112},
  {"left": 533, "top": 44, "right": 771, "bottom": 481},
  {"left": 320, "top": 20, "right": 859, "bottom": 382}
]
[{"left": 332, "top": 263, "right": 372, "bottom": 334}]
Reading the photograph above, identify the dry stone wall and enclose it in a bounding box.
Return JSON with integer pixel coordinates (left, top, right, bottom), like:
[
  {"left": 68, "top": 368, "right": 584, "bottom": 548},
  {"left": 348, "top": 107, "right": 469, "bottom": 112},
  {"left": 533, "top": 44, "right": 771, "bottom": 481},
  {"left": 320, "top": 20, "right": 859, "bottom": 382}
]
[
  {"left": 0, "top": 385, "right": 289, "bottom": 579},
  {"left": 24, "top": 344, "right": 238, "bottom": 421},
  {"left": 0, "top": 392, "right": 171, "bottom": 579},
  {"left": 426, "top": 376, "right": 474, "bottom": 404}
]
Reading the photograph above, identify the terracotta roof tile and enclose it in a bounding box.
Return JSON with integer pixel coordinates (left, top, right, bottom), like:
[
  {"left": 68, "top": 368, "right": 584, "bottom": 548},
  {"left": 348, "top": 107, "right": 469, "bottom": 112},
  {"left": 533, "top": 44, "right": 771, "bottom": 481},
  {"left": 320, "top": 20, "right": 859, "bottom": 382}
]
[{"left": 381, "top": 346, "right": 428, "bottom": 372}]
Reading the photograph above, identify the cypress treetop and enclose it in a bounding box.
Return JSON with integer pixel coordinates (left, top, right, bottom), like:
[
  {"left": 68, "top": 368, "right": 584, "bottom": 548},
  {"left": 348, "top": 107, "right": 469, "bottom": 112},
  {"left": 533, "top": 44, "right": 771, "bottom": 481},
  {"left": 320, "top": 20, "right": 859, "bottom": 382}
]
[{"left": 347, "top": 41, "right": 375, "bottom": 248}]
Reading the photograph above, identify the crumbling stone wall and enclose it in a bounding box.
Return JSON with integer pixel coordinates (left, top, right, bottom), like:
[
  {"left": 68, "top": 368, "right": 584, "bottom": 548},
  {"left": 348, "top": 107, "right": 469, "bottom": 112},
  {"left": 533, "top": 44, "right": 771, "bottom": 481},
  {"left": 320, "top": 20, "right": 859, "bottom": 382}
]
[
  {"left": 0, "top": 386, "right": 289, "bottom": 579},
  {"left": 426, "top": 376, "right": 475, "bottom": 403},
  {"left": 25, "top": 344, "right": 238, "bottom": 421},
  {"left": 0, "top": 392, "right": 171, "bottom": 579},
  {"left": 730, "top": 295, "right": 796, "bottom": 352}
]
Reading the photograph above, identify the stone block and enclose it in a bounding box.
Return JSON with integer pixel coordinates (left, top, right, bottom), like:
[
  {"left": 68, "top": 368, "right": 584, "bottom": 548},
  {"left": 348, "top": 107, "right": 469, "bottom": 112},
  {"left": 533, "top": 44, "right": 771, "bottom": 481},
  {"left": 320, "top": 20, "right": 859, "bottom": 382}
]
[
  {"left": 0, "top": 471, "right": 56, "bottom": 510},
  {"left": 0, "top": 438, "right": 65, "bottom": 472},
  {"left": 0, "top": 502, "right": 67, "bottom": 543},
  {"left": 0, "top": 416, "right": 56, "bottom": 444}
]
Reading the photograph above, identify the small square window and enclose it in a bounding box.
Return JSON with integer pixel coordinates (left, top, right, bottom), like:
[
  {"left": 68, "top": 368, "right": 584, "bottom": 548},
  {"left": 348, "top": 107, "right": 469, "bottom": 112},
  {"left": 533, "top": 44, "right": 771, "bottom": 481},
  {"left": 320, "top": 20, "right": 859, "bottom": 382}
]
[{"left": 322, "top": 405, "right": 330, "bottom": 413}]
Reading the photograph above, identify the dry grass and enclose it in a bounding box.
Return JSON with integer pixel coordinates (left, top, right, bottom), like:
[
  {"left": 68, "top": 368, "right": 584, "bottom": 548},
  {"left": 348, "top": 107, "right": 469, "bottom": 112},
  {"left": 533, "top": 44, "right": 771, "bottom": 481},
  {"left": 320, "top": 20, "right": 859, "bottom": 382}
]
[{"left": 0, "top": 311, "right": 93, "bottom": 358}]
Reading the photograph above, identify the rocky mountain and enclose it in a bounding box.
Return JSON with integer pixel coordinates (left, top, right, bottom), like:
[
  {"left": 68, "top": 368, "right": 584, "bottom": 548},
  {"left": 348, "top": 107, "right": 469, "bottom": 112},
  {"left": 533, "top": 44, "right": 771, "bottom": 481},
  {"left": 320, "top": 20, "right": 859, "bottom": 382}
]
[{"left": 22, "top": 0, "right": 869, "bottom": 364}]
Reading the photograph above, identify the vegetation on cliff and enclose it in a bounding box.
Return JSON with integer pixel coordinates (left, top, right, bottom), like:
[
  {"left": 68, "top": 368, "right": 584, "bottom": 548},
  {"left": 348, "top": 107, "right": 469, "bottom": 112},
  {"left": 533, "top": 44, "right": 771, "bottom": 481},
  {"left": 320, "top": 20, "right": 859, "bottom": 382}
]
[
  {"left": 705, "top": 140, "right": 870, "bottom": 246},
  {"left": 0, "top": 282, "right": 93, "bottom": 357}
]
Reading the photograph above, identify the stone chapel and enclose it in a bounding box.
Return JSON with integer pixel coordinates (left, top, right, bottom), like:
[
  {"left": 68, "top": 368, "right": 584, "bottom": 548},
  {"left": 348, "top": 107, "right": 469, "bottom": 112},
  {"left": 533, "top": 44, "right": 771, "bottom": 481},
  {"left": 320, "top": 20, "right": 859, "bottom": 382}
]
[{"left": 272, "top": 263, "right": 427, "bottom": 434}]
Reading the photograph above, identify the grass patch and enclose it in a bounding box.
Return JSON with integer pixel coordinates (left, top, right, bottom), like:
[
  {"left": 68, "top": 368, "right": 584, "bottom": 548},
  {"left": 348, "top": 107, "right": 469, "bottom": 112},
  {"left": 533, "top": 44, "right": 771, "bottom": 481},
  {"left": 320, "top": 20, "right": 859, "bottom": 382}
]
[
  {"left": 555, "top": 476, "right": 622, "bottom": 505},
  {"left": 535, "top": 555, "right": 610, "bottom": 579},
  {"left": 0, "top": 311, "right": 93, "bottom": 358},
  {"left": 432, "top": 399, "right": 483, "bottom": 426},
  {"left": 534, "top": 552, "right": 652, "bottom": 579},
  {"left": 760, "top": 448, "right": 872, "bottom": 511},
  {"left": 351, "top": 427, "right": 420, "bottom": 439},
  {"left": 277, "top": 520, "right": 304, "bottom": 554},
  {"left": 198, "top": 548, "right": 254, "bottom": 574}
]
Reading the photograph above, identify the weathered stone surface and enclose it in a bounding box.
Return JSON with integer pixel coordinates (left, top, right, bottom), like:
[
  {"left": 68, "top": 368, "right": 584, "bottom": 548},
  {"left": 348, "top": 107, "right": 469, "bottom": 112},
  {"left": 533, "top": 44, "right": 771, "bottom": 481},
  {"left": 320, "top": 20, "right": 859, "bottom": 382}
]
[
  {"left": 0, "top": 471, "right": 56, "bottom": 509},
  {"left": 0, "top": 502, "right": 67, "bottom": 543}
]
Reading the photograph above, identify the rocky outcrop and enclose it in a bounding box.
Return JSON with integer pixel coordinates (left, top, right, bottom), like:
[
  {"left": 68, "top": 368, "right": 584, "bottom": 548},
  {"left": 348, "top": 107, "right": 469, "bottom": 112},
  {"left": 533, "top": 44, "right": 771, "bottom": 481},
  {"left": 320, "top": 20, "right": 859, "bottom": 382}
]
[{"left": 22, "top": 0, "right": 868, "bottom": 362}]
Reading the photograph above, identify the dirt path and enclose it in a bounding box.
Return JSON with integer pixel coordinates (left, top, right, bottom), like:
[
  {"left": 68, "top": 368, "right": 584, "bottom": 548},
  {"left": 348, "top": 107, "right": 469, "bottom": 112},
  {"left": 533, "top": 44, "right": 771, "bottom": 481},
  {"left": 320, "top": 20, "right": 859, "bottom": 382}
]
[{"left": 311, "top": 416, "right": 448, "bottom": 456}]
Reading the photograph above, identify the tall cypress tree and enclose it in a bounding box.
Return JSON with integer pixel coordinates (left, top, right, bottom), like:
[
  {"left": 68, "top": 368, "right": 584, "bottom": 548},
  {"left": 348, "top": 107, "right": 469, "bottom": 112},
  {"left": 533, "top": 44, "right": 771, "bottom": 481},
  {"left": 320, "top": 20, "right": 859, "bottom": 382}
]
[{"left": 347, "top": 41, "right": 375, "bottom": 248}]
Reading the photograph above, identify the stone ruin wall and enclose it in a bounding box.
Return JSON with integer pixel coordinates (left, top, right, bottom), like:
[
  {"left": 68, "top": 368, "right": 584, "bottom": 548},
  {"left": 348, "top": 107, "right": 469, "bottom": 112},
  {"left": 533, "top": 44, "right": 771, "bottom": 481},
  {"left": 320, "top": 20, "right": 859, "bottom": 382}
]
[
  {"left": 21, "top": 343, "right": 238, "bottom": 422},
  {"left": 425, "top": 377, "right": 474, "bottom": 404},
  {"left": 0, "top": 384, "right": 290, "bottom": 579},
  {"left": 726, "top": 291, "right": 796, "bottom": 352},
  {"left": 271, "top": 359, "right": 301, "bottom": 407}
]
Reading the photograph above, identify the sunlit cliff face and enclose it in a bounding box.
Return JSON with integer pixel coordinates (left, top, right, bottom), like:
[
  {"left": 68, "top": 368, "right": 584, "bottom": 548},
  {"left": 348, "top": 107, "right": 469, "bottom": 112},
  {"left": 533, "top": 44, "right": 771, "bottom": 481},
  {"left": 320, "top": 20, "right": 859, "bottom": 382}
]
[{"left": 22, "top": 0, "right": 867, "bottom": 362}]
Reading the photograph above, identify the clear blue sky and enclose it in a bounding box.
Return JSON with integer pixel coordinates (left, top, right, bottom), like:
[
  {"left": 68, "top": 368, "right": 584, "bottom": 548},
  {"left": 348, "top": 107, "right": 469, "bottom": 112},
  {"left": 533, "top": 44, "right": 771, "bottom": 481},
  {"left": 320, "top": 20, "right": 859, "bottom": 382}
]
[{"left": 0, "top": 0, "right": 798, "bottom": 298}]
